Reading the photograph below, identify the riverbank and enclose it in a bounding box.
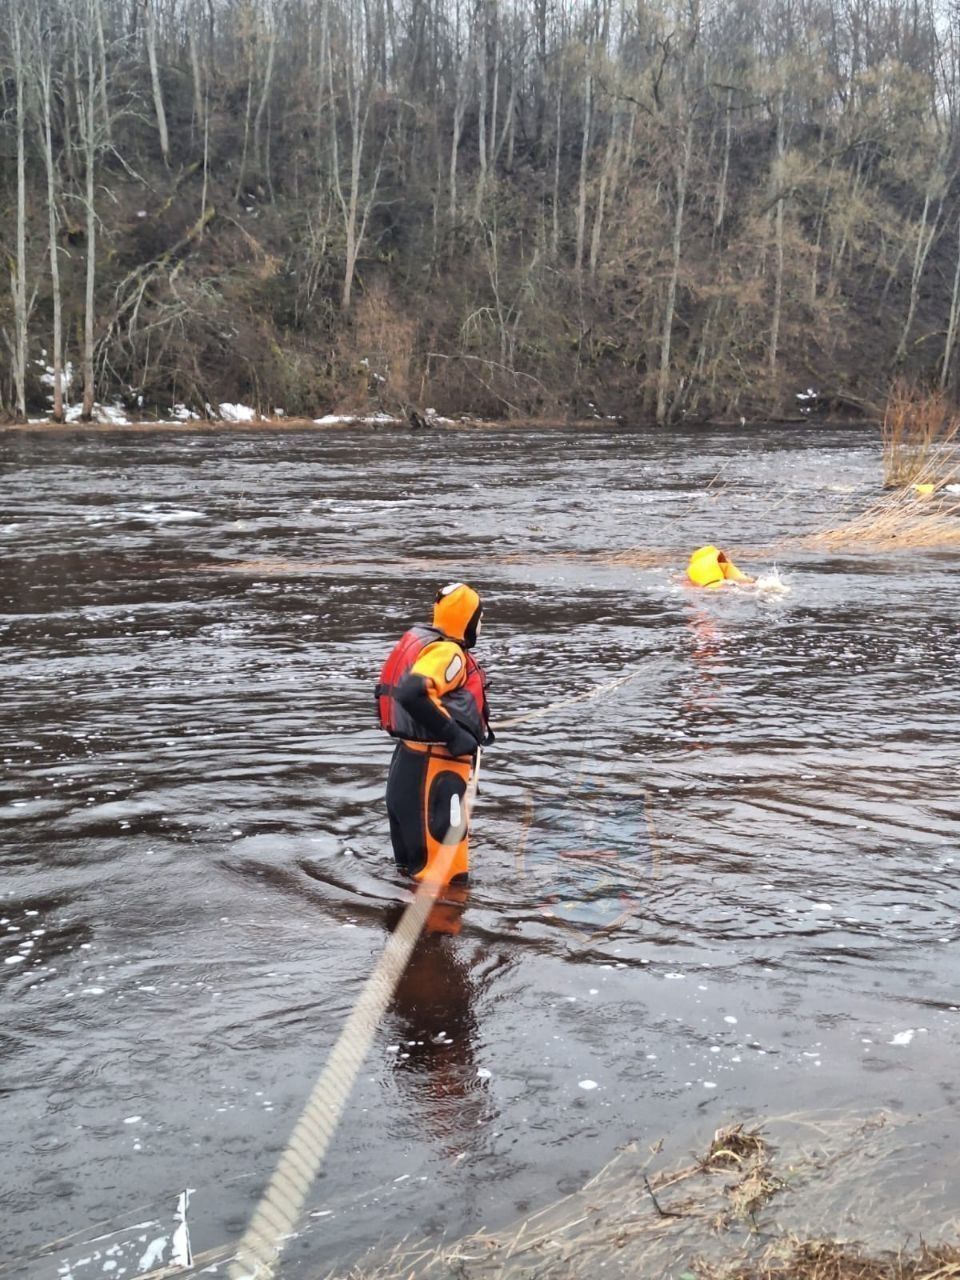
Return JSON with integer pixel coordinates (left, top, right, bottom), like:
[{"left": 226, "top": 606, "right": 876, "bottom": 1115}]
[
  {"left": 1, "top": 411, "right": 878, "bottom": 433},
  {"left": 324, "top": 1109, "right": 959, "bottom": 1280}
]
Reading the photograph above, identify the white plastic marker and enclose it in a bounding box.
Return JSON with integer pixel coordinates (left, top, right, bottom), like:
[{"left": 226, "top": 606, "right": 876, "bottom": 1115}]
[{"left": 228, "top": 750, "right": 482, "bottom": 1280}]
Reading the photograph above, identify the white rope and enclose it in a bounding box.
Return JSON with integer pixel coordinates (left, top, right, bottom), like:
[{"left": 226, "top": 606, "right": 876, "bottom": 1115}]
[
  {"left": 228, "top": 750, "right": 482, "bottom": 1280},
  {"left": 495, "top": 666, "right": 643, "bottom": 729}
]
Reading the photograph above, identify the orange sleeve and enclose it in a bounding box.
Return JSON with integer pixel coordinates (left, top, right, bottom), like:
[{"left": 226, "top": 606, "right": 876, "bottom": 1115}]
[{"left": 410, "top": 641, "right": 468, "bottom": 699}]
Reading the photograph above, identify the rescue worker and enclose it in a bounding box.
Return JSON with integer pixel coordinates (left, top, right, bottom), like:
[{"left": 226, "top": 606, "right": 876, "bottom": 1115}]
[
  {"left": 376, "top": 583, "right": 492, "bottom": 884},
  {"left": 686, "top": 545, "right": 755, "bottom": 588}
]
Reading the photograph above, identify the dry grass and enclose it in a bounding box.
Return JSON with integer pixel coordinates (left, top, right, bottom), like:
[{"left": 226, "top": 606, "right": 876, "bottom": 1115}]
[
  {"left": 796, "top": 489, "right": 960, "bottom": 551},
  {"left": 322, "top": 1111, "right": 959, "bottom": 1280},
  {"left": 701, "top": 1240, "right": 960, "bottom": 1279},
  {"left": 881, "top": 381, "right": 960, "bottom": 489}
]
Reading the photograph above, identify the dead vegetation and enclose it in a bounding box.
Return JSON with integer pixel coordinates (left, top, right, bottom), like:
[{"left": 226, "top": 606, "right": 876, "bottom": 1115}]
[
  {"left": 796, "top": 489, "right": 960, "bottom": 551},
  {"left": 881, "top": 382, "right": 960, "bottom": 489},
  {"left": 700, "top": 1241, "right": 960, "bottom": 1279},
  {"left": 319, "top": 1111, "right": 959, "bottom": 1280}
]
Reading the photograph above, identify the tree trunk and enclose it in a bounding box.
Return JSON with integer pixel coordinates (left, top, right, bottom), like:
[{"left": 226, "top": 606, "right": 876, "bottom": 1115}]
[
  {"left": 94, "top": 0, "right": 111, "bottom": 146},
  {"left": 575, "top": 72, "right": 592, "bottom": 275},
  {"left": 38, "top": 37, "right": 65, "bottom": 421},
  {"left": 940, "top": 216, "right": 960, "bottom": 391},
  {"left": 656, "top": 117, "right": 692, "bottom": 428},
  {"left": 769, "top": 91, "right": 786, "bottom": 379},
  {"left": 589, "top": 120, "right": 619, "bottom": 277},
  {"left": 188, "top": 12, "right": 205, "bottom": 132},
  {"left": 449, "top": 55, "right": 468, "bottom": 219},
  {"left": 82, "top": 17, "right": 97, "bottom": 421},
  {"left": 894, "top": 187, "right": 943, "bottom": 366},
  {"left": 551, "top": 84, "right": 562, "bottom": 258},
  {"left": 253, "top": 20, "right": 276, "bottom": 177},
  {"left": 474, "top": 8, "right": 488, "bottom": 216},
  {"left": 11, "top": 8, "right": 28, "bottom": 421},
  {"left": 714, "top": 87, "right": 732, "bottom": 237},
  {"left": 142, "top": 0, "right": 170, "bottom": 164}
]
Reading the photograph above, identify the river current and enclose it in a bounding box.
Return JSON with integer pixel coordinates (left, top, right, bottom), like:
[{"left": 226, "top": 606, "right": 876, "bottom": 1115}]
[{"left": 1, "top": 423, "right": 958, "bottom": 1276}]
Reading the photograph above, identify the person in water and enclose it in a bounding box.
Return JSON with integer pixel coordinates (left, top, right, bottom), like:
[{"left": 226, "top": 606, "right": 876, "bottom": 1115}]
[
  {"left": 376, "top": 583, "right": 492, "bottom": 884},
  {"left": 686, "top": 545, "right": 755, "bottom": 588}
]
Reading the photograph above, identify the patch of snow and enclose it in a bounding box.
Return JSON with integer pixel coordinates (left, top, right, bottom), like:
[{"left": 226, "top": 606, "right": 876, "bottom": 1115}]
[
  {"left": 578, "top": 1079, "right": 599, "bottom": 1091},
  {"left": 137, "top": 1236, "right": 168, "bottom": 1271},
  {"left": 62, "top": 401, "right": 130, "bottom": 425},
  {"left": 40, "top": 360, "right": 75, "bottom": 390},
  {"left": 168, "top": 403, "right": 200, "bottom": 421},
  {"left": 216, "top": 403, "right": 257, "bottom": 423}
]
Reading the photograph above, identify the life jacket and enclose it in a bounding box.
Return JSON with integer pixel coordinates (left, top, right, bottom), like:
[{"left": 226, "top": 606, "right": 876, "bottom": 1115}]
[
  {"left": 687, "top": 545, "right": 750, "bottom": 588},
  {"left": 376, "top": 625, "right": 489, "bottom": 745}
]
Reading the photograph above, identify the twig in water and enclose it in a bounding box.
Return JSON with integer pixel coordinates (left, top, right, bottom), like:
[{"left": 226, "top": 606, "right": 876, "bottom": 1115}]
[{"left": 643, "top": 1174, "right": 686, "bottom": 1219}]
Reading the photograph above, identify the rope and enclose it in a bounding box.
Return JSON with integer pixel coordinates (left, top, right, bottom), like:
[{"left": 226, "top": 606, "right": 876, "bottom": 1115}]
[
  {"left": 495, "top": 666, "right": 644, "bottom": 729},
  {"left": 228, "top": 665, "right": 649, "bottom": 1275},
  {"left": 227, "top": 751, "right": 482, "bottom": 1280}
]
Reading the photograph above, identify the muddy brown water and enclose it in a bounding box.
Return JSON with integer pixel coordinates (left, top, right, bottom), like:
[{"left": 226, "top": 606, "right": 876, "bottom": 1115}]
[{"left": 1, "top": 424, "right": 958, "bottom": 1276}]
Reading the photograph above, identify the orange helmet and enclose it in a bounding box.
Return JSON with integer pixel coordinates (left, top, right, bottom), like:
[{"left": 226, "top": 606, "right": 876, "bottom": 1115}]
[{"left": 433, "top": 582, "right": 482, "bottom": 649}]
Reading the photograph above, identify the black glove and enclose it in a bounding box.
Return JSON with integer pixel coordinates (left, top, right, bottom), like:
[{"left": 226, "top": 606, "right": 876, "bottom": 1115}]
[{"left": 443, "top": 721, "right": 478, "bottom": 759}]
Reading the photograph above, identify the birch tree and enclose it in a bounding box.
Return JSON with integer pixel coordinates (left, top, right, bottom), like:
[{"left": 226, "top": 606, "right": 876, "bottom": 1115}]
[
  {"left": 34, "top": 8, "right": 65, "bottom": 422},
  {"left": 655, "top": 113, "right": 692, "bottom": 426},
  {"left": 78, "top": 0, "right": 100, "bottom": 420},
  {"left": 326, "top": 3, "right": 383, "bottom": 310},
  {"left": 8, "top": 5, "right": 30, "bottom": 420},
  {"left": 141, "top": 0, "right": 170, "bottom": 164}
]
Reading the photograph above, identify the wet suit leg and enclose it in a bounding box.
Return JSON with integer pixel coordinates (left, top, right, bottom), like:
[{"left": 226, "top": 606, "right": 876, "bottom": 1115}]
[{"left": 386, "top": 743, "right": 472, "bottom": 883}]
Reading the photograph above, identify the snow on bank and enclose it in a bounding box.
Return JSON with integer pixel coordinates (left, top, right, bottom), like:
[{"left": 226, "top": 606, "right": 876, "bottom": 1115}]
[
  {"left": 21, "top": 400, "right": 470, "bottom": 428},
  {"left": 314, "top": 412, "right": 399, "bottom": 425},
  {"left": 212, "top": 402, "right": 257, "bottom": 422}
]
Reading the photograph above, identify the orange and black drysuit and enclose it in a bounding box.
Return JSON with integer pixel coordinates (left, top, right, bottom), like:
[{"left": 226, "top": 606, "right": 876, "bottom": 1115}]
[{"left": 376, "top": 584, "right": 491, "bottom": 884}]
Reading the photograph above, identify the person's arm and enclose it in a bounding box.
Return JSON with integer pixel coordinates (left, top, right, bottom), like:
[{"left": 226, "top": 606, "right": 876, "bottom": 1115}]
[
  {"left": 395, "top": 642, "right": 478, "bottom": 757},
  {"left": 718, "top": 553, "right": 754, "bottom": 584}
]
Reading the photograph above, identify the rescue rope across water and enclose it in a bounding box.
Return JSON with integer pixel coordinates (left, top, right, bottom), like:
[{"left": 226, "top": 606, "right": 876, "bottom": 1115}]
[
  {"left": 228, "top": 666, "right": 651, "bottom": 1275},
  {"left": 495, "top": 665, "right": 644, "bottom": 729},
  {"left": 227, "top": 752, "right": 483, "bottom": 1280}
]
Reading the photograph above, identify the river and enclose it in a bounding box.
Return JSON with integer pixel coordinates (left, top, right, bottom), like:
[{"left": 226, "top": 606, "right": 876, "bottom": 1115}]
[{"left": 2, "top": 423, "right": 958, "bottom": 1277}]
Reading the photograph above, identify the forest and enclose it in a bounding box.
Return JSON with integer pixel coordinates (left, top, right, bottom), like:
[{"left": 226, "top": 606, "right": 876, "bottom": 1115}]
[{"left": 2, "top": 0, "right": 960, "bottom": 424}]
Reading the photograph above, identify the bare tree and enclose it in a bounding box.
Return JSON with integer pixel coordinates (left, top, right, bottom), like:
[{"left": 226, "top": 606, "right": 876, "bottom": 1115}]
[
  {"left": 78, "top": 0, "right": 100, "bottom": 419},
  {"left": 656, "top": 115, "right": 693, "bottom": 427},
  {"left": 8, "top": 3, "right": 30, "bottom": 420},
  {"left": 326, "top": 2, "right": 383, "bottom": 310},
  {"left": 34, "top": 6, "right": 65, "bottom": 421},
  {"left": 141, "top": 0, "right": 170, "bottom": 164}
]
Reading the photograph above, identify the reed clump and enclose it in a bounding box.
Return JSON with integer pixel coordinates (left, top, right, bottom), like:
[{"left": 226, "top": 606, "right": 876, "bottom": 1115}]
[
  {"left": 798, "top": 489, "right": 960, "bottom": 551},
  {"left": 881, "top": 381, "right": 960, "bottom": 489}
]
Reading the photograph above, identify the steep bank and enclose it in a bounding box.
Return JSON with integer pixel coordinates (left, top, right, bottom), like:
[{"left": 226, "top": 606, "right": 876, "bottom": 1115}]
[{"left": 3, "top": 1, "right": 959, "bottom": 426}]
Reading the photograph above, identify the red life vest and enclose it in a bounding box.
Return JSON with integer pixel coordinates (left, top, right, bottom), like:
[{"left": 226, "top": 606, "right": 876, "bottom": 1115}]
[{"left": 376, "top": 625, "right": 489, "bottom": 744}]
